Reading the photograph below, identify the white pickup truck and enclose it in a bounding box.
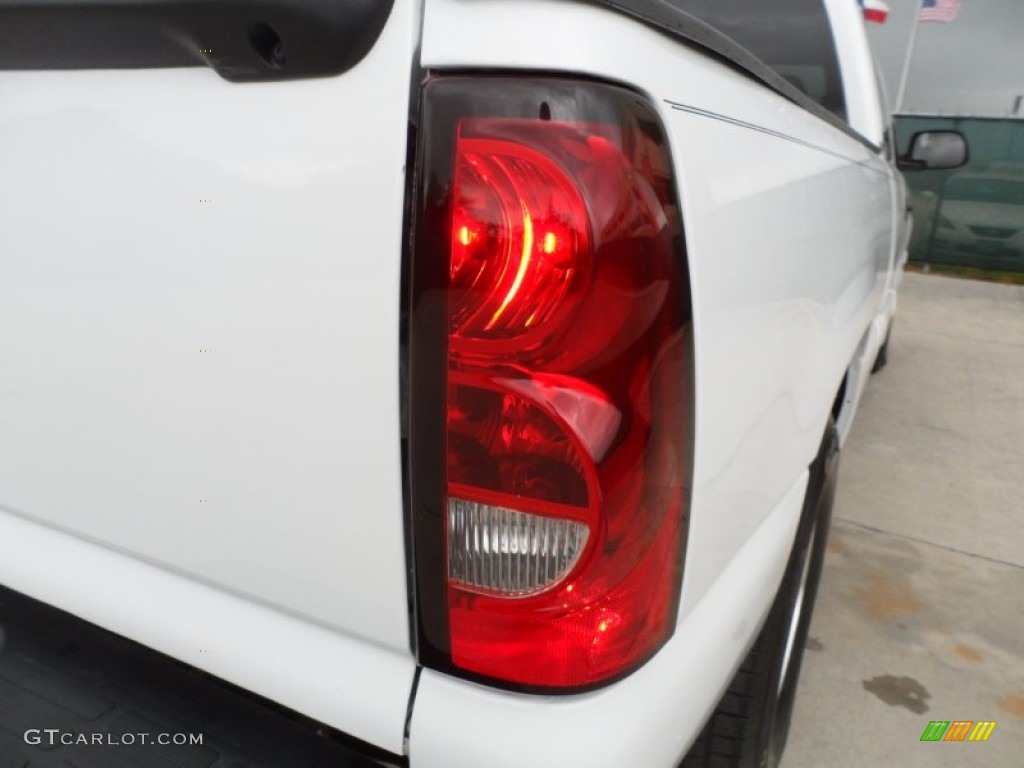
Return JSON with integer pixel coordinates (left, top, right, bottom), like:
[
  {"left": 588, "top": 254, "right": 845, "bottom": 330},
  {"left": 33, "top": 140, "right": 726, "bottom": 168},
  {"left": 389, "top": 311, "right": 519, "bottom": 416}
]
[{"left": 0, "top": 1, "right": 966, "bottom": 766}]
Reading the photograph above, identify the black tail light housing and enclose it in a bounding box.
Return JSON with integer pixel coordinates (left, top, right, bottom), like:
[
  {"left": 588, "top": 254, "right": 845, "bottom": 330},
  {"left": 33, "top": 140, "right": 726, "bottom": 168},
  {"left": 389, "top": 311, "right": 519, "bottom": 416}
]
[{"left": 408, "top": 76, "right": 693, "bottom": 691}]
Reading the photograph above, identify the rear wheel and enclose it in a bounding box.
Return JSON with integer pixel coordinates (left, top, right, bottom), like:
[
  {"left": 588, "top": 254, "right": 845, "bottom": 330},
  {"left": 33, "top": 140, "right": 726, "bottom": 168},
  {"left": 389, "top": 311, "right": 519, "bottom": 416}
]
[{"left": 681, "top": 419, "right": 839, "bottom": 768}]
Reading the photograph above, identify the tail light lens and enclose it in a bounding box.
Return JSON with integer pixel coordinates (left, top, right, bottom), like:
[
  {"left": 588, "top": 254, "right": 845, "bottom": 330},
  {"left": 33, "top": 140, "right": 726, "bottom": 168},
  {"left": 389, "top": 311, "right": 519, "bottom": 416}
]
[{"left": 408, "top": 78, "right": 693, "bottom": 690}]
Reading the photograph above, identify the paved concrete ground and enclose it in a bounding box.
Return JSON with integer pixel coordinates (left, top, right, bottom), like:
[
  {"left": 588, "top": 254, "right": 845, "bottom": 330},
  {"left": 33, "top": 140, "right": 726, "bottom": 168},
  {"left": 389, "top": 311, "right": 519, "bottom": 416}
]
[{"left": 786, "top": 273, "right": 1024, "bottom": 767}]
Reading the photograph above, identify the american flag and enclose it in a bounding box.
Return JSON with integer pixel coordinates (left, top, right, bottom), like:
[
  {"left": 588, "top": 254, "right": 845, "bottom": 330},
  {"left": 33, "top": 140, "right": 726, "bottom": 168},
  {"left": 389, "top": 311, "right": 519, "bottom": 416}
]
[{"left": 920, "top": 0, "right": 961, "bottom": 22}]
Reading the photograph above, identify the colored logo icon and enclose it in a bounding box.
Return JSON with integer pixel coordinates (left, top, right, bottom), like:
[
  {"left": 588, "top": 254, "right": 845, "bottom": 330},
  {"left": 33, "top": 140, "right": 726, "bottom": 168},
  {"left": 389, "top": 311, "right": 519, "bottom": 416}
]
[{"left": 920, "top": 720, "right": 996, "bottom": 742}]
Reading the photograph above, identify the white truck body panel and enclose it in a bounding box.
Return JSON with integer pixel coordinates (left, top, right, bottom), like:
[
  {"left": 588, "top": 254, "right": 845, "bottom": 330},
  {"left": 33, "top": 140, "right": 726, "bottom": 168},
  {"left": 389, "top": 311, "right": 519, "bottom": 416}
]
[
  {"left": 0, "top": 0, "right": 905, "bottom": 763},
  {"left": 0, "top": 3, "right": 414, "bottom": 649},
  {"left": 0, "top": 0, "right": 420, "bottom": 752},
  {"left": 408, "top": 2, "right": 897, "bottom": 762}
]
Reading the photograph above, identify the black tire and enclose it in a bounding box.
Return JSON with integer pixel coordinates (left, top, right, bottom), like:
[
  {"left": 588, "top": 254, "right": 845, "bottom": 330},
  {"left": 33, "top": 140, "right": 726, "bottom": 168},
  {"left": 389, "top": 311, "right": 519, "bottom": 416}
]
[
  {"left": 681, "top": 419, "right": 840, "bottom": 768},
  {"left": 870, "top": 321, "right": 892, "bottom": 374}
]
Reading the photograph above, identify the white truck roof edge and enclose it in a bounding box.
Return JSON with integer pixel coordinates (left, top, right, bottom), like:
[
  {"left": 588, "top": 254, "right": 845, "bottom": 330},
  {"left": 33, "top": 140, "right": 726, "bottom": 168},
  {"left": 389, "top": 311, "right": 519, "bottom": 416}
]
[{"left": 824, "top": 0, "right": 886, "bottom": 146}]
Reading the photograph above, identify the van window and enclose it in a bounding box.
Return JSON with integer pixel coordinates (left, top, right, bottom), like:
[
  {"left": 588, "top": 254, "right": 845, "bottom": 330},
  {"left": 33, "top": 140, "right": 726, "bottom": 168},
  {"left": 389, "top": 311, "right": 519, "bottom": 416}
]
[{"left": 672, "top": 0, "right": 847, "bottom": 120}]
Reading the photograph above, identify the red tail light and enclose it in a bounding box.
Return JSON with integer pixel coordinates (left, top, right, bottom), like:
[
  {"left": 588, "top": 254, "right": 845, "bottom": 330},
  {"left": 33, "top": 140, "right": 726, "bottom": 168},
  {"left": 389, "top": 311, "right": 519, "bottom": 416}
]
[
  {"left": 450, "top": 135, "right": 590, "bottom": 342},
  {"left": 408, "top": 78, "right": 693, "bottom": 690}
]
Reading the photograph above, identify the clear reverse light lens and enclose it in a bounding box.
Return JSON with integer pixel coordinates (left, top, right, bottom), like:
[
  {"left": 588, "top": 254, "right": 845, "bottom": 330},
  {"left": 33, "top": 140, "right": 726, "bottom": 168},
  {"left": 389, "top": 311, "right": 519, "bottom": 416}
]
[{"left": 447, "top": 497, "right": 588, "bottom": 597}]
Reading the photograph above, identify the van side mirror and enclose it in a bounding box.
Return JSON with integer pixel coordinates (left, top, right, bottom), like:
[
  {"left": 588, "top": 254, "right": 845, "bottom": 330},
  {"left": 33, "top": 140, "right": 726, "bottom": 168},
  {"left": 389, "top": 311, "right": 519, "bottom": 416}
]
[{"left": 898, "top": 131, "right": 968, "bottom": 171}]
